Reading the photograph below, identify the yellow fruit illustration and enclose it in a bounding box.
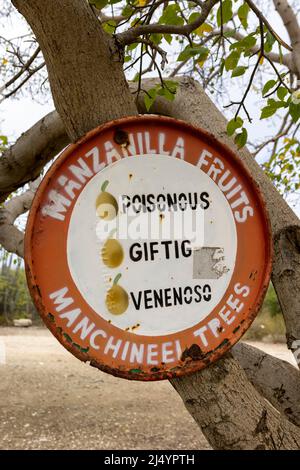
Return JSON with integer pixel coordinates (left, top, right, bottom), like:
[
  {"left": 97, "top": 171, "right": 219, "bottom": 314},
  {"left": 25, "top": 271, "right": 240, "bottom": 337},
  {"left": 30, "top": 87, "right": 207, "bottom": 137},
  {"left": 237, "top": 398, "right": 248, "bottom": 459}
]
[
  {"left": 106, "top": 274, "right": 129, "bottom": 315},
  {"left": 96, "top": 180, "right": 118, "bottom": 220},
  {"left": 102, "top": 238, "right": 124, "bottom": 268}
]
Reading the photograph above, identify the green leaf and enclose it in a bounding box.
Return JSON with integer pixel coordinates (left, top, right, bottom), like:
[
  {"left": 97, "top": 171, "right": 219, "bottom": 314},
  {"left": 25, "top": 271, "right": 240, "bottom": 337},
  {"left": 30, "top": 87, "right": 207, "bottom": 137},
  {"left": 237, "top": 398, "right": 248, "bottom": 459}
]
[
  {"left": 265, "top": 31, "right": 276, "bottom": 54},
  {"left": 150, "top": 34, "right": 162, "bottom": 45},
  {"left": 231, "top": 66, "right": 246, "bottom": 77},
  {"left": 122, "top": 4, "right": 133, "bottom": 17},
  {"left": 227, "top": 117, "right": 243, "bottom": 136},
  {"left": 158, "top": 4, "right": 184, "bottom": 26},
  {"left": 0, "top": 135, "right": 8, "bottom": 145},
  {"left": 217, "top": 0, "right": 233, "bottom": 27},
  {"left": 144, "top": 88, "right": 157, "bottom": 111},
  {"left": 238, "top": 2, "right": 250, "bottom": 29},
  {"left": 164, "top": 34, "right": 172, "bottom": 45},
  {"left": 177, "top": 45, "right": 209, "bottom": 62},
  {"left": 277, "top": 87, "right": 288, "bottom": 101},
  {"left": 267, "top": 98, "right": 288, "bottom": 109},
  {"left": 262, "top": 79, "right": 277, "bottom": 96},
  {"left": 157, "top": 81, "right": 178, "bottom": 102},
  {"left": 289, "top": 102, "right": 300, "bottom": 123},
  {"left": 234, "top": 127, "right": 248, "bottom": 148},
  {"left": 260, "top": 106, "right": 277, "bottom": 119},
  {"left": 89, "top": 0, "right": 108, "bottom": 8},
  {"left": 241, "top": 34, "right": 257, "bottom": 49},
  {"left": 102, "top": 20, "right": 117, "bottom": 34},
  {"left": 162, "top": 80, "right": 178, "bottom": 94},
  {"left": 231, "top": 34, "right": 256, "bottom": 51},
  {"left": 127, "top": 42, "right": 139, "bottom": 51},
  {"left": 188, "top": 12, "right": 199, "bottom": 24},
  {"left": 224, "top": 51, "right": 240, "bottom": 71}
]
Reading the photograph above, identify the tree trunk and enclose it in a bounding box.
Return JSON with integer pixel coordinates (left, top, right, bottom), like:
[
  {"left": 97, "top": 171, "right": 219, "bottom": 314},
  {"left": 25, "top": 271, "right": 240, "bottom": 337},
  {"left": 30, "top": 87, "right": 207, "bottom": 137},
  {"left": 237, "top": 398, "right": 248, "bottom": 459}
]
[
  {"left": 170, "top": 353, "right": 300, "bottom": 450},
  {"left": 171, "top": 354, "right": 300, "bottom": 450},
  {"left": 12, "top": 0, "right": 300, "bottom": 450}
]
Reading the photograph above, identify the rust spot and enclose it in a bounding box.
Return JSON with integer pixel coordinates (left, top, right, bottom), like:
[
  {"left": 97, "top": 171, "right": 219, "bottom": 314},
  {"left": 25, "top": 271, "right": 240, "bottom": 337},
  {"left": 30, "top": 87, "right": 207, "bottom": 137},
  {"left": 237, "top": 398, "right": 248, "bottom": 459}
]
[
  {"left": 47, "top": 313, "right": 55, "bottom": 323},
  {"left": 131, "top": 323, "right": 140, "bottom": 331},
  {"left": 217, "top": 326, "right": 224, "bottom": 333},
  {"left": 249, "top": 270, "right": 258, "bottom": 281},
  {"left": 214, "top": 338, "right": 230, "bottom": 350},
  {"left": 114, "top": 128, "right": 130, "bottom": 147},
  {"left": 181, "top": 344, "right": 205, "bottom": 361},
  {"left": 35, "top": 284, "right": 42, "bottom": 298},
  {"left": 129, "top": 173, "right": 133, "bottom": 179}
]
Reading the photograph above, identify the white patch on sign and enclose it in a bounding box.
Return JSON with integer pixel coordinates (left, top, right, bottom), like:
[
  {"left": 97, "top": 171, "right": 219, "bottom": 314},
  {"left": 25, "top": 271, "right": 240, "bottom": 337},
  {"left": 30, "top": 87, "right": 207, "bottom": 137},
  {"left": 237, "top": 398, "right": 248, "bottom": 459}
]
[{"left": 67, "top": 155, "right": 237, "bottom": 336}]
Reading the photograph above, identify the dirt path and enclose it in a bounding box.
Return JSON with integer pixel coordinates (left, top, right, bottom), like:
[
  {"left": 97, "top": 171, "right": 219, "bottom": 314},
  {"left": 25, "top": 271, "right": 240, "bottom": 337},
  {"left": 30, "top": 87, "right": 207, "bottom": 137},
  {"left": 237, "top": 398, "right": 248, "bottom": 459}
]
[{"left": 0, "top": 328, "right": 296, "bottom": 450}]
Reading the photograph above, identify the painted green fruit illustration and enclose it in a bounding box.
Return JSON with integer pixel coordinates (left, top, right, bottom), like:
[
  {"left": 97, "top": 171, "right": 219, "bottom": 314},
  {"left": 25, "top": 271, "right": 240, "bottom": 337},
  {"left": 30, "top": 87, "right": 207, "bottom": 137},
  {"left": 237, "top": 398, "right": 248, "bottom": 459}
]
[
  {"left": 106, "top": 274, "right": 129, "bottom": 315},
  {"left": 102, "top": 238, "right": 124, "bottom": 268},
  {"left": 96, "top": 180, "right": 118, "bottom": 220}
]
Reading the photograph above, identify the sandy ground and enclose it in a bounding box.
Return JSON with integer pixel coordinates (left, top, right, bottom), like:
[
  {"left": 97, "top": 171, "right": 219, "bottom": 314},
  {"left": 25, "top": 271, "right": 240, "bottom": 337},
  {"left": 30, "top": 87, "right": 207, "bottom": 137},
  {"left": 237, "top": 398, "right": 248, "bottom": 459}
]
[{"left": 0, "top": 327, "right": 296, "bottom": 450}]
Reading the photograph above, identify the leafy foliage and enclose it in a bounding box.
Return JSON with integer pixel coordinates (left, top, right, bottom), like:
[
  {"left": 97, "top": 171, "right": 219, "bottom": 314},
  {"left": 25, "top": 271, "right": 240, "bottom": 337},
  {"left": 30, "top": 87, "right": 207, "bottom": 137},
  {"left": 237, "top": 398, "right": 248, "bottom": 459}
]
[
  {"left": 85, "top": 0, "right": 297, "bottom": 155},
  {"left": 0, "top": 0, "right": 299, "bottom": 199},
  {"left": 0, "top": 254, "right": 38, "bottom": 325},
  {"left": 263, "top": 137, "right": 300, "bottom": 195},
  {"left": 0, "top": 134, "right": 8, "bottom": 153},
  {"left": 263, "top": 283, "right": 282, "bottom": 318}
]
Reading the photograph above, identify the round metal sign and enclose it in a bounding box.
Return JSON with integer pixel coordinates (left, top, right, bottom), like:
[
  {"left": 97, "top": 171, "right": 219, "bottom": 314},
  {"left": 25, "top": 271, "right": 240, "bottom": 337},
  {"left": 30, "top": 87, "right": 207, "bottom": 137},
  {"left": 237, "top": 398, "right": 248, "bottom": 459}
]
[{"left": 25, "top": 115, "right": 272, "bottom": 381}]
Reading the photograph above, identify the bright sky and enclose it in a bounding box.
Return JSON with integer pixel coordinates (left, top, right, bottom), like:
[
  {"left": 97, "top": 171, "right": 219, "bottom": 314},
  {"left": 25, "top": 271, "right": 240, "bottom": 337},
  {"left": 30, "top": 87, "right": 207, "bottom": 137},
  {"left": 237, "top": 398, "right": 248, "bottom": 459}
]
[{"left": 0, "top": 1, "right": 299, "bottom": 218}]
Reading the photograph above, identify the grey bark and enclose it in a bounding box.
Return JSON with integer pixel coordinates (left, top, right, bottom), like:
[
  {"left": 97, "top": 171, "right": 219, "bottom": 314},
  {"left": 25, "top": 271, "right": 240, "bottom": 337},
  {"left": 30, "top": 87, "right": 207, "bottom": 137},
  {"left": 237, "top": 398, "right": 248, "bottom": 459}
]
[
  {"left": 0, "top": 180, "right": 39, "bottom": 257},
  {"left": 273, "top": 0, "right": 300, "bottom": 77},
  {"left": 0, "top": 110, "right": 67, "bottom": 203},
  {"left": 170, "top": 353, "right": 300, "bottom": 450},
  {"left": 233, "top": 342, "right": 300, "bottom": 427}
]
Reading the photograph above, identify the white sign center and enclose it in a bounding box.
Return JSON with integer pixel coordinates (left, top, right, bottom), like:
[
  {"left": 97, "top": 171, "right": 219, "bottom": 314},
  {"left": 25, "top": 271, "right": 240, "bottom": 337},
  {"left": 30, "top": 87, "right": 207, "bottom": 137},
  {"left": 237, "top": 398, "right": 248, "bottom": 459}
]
[{"left": 67, "top": 155, "right": 237, "bottom": 336}]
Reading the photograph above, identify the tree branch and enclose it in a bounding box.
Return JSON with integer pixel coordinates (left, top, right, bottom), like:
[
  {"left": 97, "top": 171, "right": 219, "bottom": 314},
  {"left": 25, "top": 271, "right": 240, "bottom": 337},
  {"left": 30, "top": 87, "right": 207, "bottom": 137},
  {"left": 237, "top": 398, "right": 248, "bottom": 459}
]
[
  {"left": 233, "top": 342, "right": 300, "bottom": 427},
  {"left": 222, "top": 26, "right": 296, "bottom": 73},
  {"left": 0, "top": 46, "right": 41, "bottom": 93},
  {"left": 116, "top": 0, "right": 219, "bottom": 46},
  {"left": 0, "top": 61, "right": 46, "bottom": 103},
  {"left": 0, "top": 180, "right": 39, "bottom": 258},
  {"left": 245, "top": 0, "right": 292, "bottom": 52},
  {"left": 0, "top": 110, "right": 68, "bottom": 203},
  {"left": 273, "top": 0, "right": 300, "bottom": 76},
  {"left": 170, "top": 353, "right": 300, "bottom": 449}
]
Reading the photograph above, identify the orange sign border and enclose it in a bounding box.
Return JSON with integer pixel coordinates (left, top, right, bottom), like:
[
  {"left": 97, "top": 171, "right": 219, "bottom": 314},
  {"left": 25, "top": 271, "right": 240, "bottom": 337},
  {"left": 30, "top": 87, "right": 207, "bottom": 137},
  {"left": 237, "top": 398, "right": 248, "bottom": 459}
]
[{"left": 24, "top": 115, "right": 272, "bottom": 381}]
